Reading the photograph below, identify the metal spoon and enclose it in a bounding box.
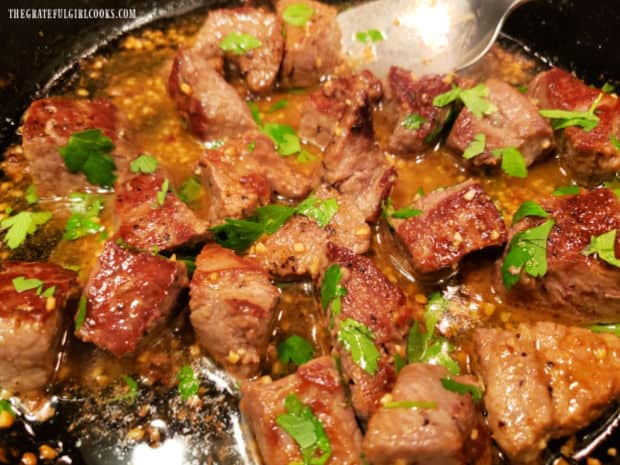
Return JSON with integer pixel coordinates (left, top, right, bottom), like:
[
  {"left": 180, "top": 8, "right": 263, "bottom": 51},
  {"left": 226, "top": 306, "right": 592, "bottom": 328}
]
[{"left": 338, "top": 0, "right": 530, "bottom": 77}]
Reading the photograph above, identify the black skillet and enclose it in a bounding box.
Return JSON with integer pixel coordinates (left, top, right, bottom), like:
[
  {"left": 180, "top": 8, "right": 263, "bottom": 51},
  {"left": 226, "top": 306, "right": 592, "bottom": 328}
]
[{"left": 0, "top": 1, "right": 619, "bottom": 464}]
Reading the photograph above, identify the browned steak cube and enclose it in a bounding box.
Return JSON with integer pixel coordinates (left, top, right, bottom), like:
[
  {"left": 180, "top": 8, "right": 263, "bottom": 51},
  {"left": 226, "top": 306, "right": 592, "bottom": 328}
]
[
  {"left": 21, "top": 97, "right": 133, "bottom": 198},
  {"left": 363, "top": 363, "right": 491, "bottom": 465},
  {"left": 168, "top": 48, "right": 256, "bottom": 141},
  {"left": 474, "top": 322, "right": 620, "bottom": 464},
  {"left": 387, "top": 67, "right": 454, "bottom": 154},
  {"left": 447, "top": 79, "right": 554, "bottom": 168},
  {"left": 76, "top": 241, "right": 188, "bottom": 357},
  {"left": 498, "top": 188, "right": 620, "bottom": 321},
  {"left": 240, "top": 356, "right": 363, "bottom": 465},
  {"left": 189, "top": 244, "right": 279, "bottom": 378},
  {"left": 394, "top": 180, "right": 507, "bottom": 275},
  {"left": 0, "top": 262, "right": 79, "bottom": 392},
  {"left": 326, "top": 244, "right": 412, "bottom": 420},
  {"left": 192, "top": 7, "right": 283, "bottom": 94},
  {"left": 251, "top": 186, "right": 370, "bottom": 279},
  {"left": 275, "top": 0, "right": 342, "bottom": 88},
  {"left": 528, "top": 67, "right": 620, "bottom": 183},
  {"left": 114, "top": 172, "right": 209, "bottom": 251}
]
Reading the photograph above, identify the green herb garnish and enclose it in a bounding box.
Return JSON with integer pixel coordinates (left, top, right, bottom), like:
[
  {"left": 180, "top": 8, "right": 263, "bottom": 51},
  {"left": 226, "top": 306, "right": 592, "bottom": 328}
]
[
  {"left": 64, "top": 193, "right": 104, "bottom": 241},
  {"left": 295, "top": 196, "right": 338, "bottom": 228},
  {"left": 58, "top": 129, "right": 117, "bottom": 188},
  {"left": 268, "top": 99, "right": 289, "bottom": 113},
  {"left": 278, "top": 335, "right": 314, "bottom": 366},
  {"left": 583, "top": 229, "right": 620, "bottom": 267},
  {"left": 262, "top": 123, "right": 301, "bottom": 156},
  {"left": 539, "top": 93, "right": 603, "bottom": 131},
  {"left": 463, "top": 133, "right": 486, "bottom": 160},
  {"left": 320, "top": 264, "right": 347, "bottom": 315},
  {"left": 41, "top": 286, "right": 55, "bottom": 298},
  {"left": 219, "top": 32, "right": 262, "bottom": 55},
  {"left": 248, "top": 102, "right": 262, "bottom": 125},
  {"left": 440, "top": 377, "right": 482, "bottom": 403},
  {"left": 179, "top": 177, "right": 203, "bottom": 204},
  {"left": 383, "top": 400, "right": 437, "bottom": 409},
  {"left": 602, "top": 82, "right": 615, "bottom": 94},
  {"left": 177, "top": 365, "right": 200, "bottom": 400},
  {"left": 433, "top": 83, "right": 498, "bottom": 119},
  {"left": 12, "top": 276, "right": 43, "bottom": 293},
  {"left": 355, "top": 29, "right": 384, "bottom": 43},
  {"left": 588, "top": 323, "right": 620, "bottom": 337},
  {"left": 130, "top": 154, "right": 159, "bottom": 174},
  {"left": 0, "top": 400, "right": 15, "bottom": 418},
  {"left": 491, "top": 146, "right": 528, "bottom": 178},
  {"left": 337, "top": 318, "right": 380, "bottom": 375},
  {"left": 401, "top": 114, "right": 426, "bottom": 131},
  {"left": 115, "top": 375, "right": 139, "bottom": 402},
  {"left": 75, "top": 296, "right": 87, "bottom": 332},
  {"left": 156, "top": 178, "right": 169, "bottom": 206},
  {"left": 512, "top": 200, "right": 549, "bottom": 224},
  {"left": 25, "top": 184, "right": 39, "bottom": 205},
  {"left": 1, "top": 211, "right": 52, "bottom": 249},
  {"left": 282, "top": 3, "right": 315, "bottom": 26},
  {"left": 553, "top": 185, "right": 580, "bottom": 196},
  {"left": 611, "top": 135, "right": 620, "bottom": 151}
]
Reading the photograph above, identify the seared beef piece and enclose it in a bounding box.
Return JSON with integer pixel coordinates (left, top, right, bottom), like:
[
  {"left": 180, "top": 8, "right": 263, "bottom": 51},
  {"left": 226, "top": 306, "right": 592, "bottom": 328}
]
[
  {"left": 528, "top": 67, "right": 620, "bottom": 183},
  {"left": 192, "top": 7, "right": 283, "bottom": 94},
  {"left": 168, "top": 48, "right": 256, "bottom": 141},
  {"left": 363, "top": 364, "right": 491, "bottom": 465},
  {"left": 387, "top": 68, "right": 455, "bottom": 154},
  {"left": 447, "top": 79, "right": 554, "bottom": 168},
  {"left": 299, "top": 72, "right": 395, "bottom": 221},
  {"left": 76, "top": 241, "right": 188, "bottom": 357},
  {"left": 0, "top": 262, "right": 79, "bottom": 392},
  {"left": 275, "top": 0, "right": 342, "bottom": 88},
  {"left": 251, "top": 186, "right": 370, "bottom": 279},
  {"left": 474, "top": 322, "right": 620, "bottom": 464},
  {"left": 499, "top": 188, "right": 620, "bottom": 321},
  {"left": 393, "top": 180, "right": 507, "bottom": 275},
  {"left": 22, "top": 97, "right": 132, "bottom": 198},
  {"left": 189, "top": 244, "right": 279, "bottom": 378},
  {"left": 240, "top": 356, "right": 363, "bottom": 465},
  {"left": 326, "top": 244, "right": 411, "bottom": 420},
  {"left": 114, "top": 172, "right": 209, "bottom": 251}
]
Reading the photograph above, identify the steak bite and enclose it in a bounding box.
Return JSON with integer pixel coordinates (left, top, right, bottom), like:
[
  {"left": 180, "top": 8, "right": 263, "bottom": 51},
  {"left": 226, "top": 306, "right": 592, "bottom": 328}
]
[
  {"left": 499, "top": 188, "right": 620, "bottom": 321},
  {"left": 76, "top": 241, "right": 188, "bottom": 357},
  {"left": 192, "top": 7, "right": 283, "bottom": 94},
  {"left": 251, "top": 186, "right": 370, "bottom": 279},
  {"left": 0, "top": 262, "right": 79, "bottom": 392},
  {"left": 114, "top": 172, "right": 209, "bottom": 252},
  {"left": 447, "top": 79, "right": 554, "bottom": 168},
  {"left": 22, "top": 97, "right": 133, "bottom": 199},
  {"left": 168, "top": 48, "right": 256, "bottom": 141},
  {"left": 240, "top": 356, "right": 363, "bottom": 465},
  {"left": 275, "top": 0, "right": 342, "bottom": 88},
  {"left": 387, "top": 68, "right": 455, "bottom": 154},
  {"left": 326, "top": 244, "right": 412, "bottom": 420},
  {"left": 363, "top": 364, "right": 491, "bottom": 465},
  {"left": 528, "top": 67, "right": 620, "bottom": 183},
  {"left": 394, "top": 180, "right": 507, "bottom": 275},
  {"left": 474, "top": 322, "right": 620, "bottom": 464},
  {"left": 189, "top": 244, "right": 279, "bottom": 378}
]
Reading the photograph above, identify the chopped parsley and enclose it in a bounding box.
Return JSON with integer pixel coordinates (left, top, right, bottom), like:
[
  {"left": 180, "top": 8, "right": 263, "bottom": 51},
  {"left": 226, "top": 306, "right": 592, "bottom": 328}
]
[
  {"left": 492, "top": 146, "right": 528, "bottom": 178},
  {"left": 115, "top": 375, "right": 139, "bottom": 402},
  {"left": 247, "top": 140, "right": 256, "bottom": 152},
  {"left": 401, "top": 114, "right": 426, "bottom": 131},
  {"left": 41, "top": 286, "right": 55, "bottom": 298},
  {"left": 539, "top": 93, "right": 603, "bottom": 131},
  {"left": 276, "top": 394, "right": 332, "bottom": 465},
  {"left": 248, "top": 101, "right": 262, "bottom": 125},
  {"left": 156, "top": 178, "right": 169, "bottom": 206},
  {"left": 1, "top": 211, "right": 52, "bottom": 249},
  {"left": 611, "top": 135, "right": 620, "bottom": 151},
  {"left": 282, "top": 3, "right": 315, "bottom": 26},
  {"left": 219, "top": 32, "right": 262, "bottom": 55},
  {"left": 177, "top": 365, "right": 200, "bottom": 400},
  {"left": 517, "top": 84, "right": 528, "bottom": 94},
  {"left": 320, "top": 264, "right": 347, "bottom": 316},
  {"left": 602, "top": 82, "right": 616, "bottom": 94},
  {"left": 383, "top": 400, "right": 437, "bottom": 409},
  {"left": 355, "top": 29, "right": 384, "bottom": 43},
  {"left": 583, "top": 229, "right": 620, "bottom": 267},
  {"left": 210, "top": 218, "right": 265, "bottom": 252},
  {"left": 440, "top": 377, "right": 482, "bottom": 403},
  {"left": 296, "top": 150, "right": 318, "bottom": 163},
  {"left": 501, "top": 219, "right": 555, "bottom": 289},
  {"left": 25, "top": 184, "right": 39, "bottom": 205},
  {"left": 463, "top": 133, "right": 486, "bottom": 160},
  {"left": 64, "top": 193, "right": 104, "bottom": 241},
  {"left": 407, "top": 292, "right": 460, "bottom": 375},
  {"left": 130, "top": 154, "right": 159, "bottom": 174},
  {"left": 12, "top": 276, "right": 43, "bottom": 293},
  {"left": 74, "top": 296, "right": 87, "bottom": 332},
  {"left": 295, "top": 196, "right": 338, "bottom": 228},
  {"left": 278, "top": 335, "right": 314, "bottom": 366},
  {"left": 553, "top": 185, "right": 580, "bottom": 196},
  {"left": 58, "top": 129, "right": 117, "bottom": 188},
  {"left": 178, "top": 177, "right": 203, "bottom": 204},
  {"left": 261, "top": 123, "right": 301, "bottom": 156},
  {"left": 588, "top": 323, "right": 620, "bottom": 337},
  {"left": 433, "top": 83, "right": 498, "bottom": 119},
  {"left": 337, "top": 318, "right": 380, "bottom": 375},
  {"left": 381, "top": 198, "right": 421, "bottom": 228},
  {"left": 0, "top": 400, "right": 15, "bottom": 418},
  {"left": 268, "top": 99, "right": 289, "bottom": 113},
  {"left": 512, "top": 200, "right": 549, "bottom": 224}
]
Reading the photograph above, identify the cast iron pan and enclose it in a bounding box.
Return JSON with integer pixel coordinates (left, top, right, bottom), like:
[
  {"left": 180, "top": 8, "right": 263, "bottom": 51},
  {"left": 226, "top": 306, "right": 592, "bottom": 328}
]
[{"left": 0, "top": 1, "right": 619, "bottom": 464}]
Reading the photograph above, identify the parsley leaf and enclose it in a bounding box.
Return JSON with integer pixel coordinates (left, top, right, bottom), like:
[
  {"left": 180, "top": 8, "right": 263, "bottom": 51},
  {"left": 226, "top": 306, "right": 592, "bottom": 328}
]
[
  {"left": 583, "top": 229, "right": 620, "bottom": 267},
  {"left": 262, "top": 123, "right": 301, "bottom": 156},
  {"left": 219, "top": 32, "right": 262, "bottom": 55},
  {"left": 434, "top": 84, "right": 497, "bottom": 119},
  {"left": 512, "top": 200, "right": 549, "bottom": 224},
  {"left": 337, "top": 318, "right": 380, "bottom": 375},
  {"left": 433, "top": 86, "right": 462, "bottom": 107},
  {"left": 440, "top": 377, "right": 482, "bottom": 403},
  {"left": 58, "top": 129, "right": 117, "bottom": 188},
  {"left": 179, "top": 176, "right": 203, "bottom": 204},
  {"left": 41, "top": 286, "right": 55, "bottom": 298},
  {"left": 383, "top": 400, "right": 437, "bottom": 409},
  {"left": 401, "top": 114, "right": 426, "bottom": 131},
  {"left": 64, "top": 193, "right": 104, "bottom": 241},
  {"left": 210, "top": 218, "right": 265, "bottom": 252},
  {"left": 115, "top": 375, "right": 139, "bottom": 402},
  {"left": 602, "top": 82, "right": 616, "bottom": 94},
  {"left": 588, "top": 323, "right": 620, "bottom": 337},
  {"left": 296, "top": 150, "right": 318, "bottom": 163},
  {"left": 0, "top": 211, "right": 52, "bottom": 249},
  {"left": 282, "top": 3, "right": 314, "bottom": 26},
  {"left": 25, "top": 184, "right": 39, "bottom": 205},
  {"left": 381, "top": 198, "right": 421, "bottom": 226},
  {"left": 156, "top": 178, "right": 169, "bottom": 206},
  {"left": 0, "top": 400, "right": 15, "bottom": 418},
  {"left": 276, "top": 394, "right": 332, "bottom": 465},
  {"left": 501, "top": 219, "right": 555, "bottom": 288},
  {"left": 278, "top": 335, "right": 314, "bottom": 366},
  {"left": 130, "top": 154, "right": 159, "bottom": 174},
  {"left": 539, "top": 93, "right": 603, "bottom": 131},
  {"left": 611, "top": 135, "right": 620, "bottom": 151},
  {"left": 492, "top": 146, "right": 528, "bottom": 178},
  {"left": 248, "top": 102, "right": 262, "bottom": 125},
  {"left": 12, "top": 276, "right": 43, "bottom": 293},
  {"left": 320, "top": 264, "right": 347, "bottom": 313},
  {"left": 355, "top": 29, "right": 384, "bottom": 43},
  {"left": 463, "top": 133, "right": 486, "bottom": 160},
  {"left": 75, "top": 296, "right": 87, "bottom": 332},
  {"left": 553, "top": 185, "right": 580, "bottom": 196},
  {"left": 177, "top": 365, "right": 200, "bottom": 400},
  {"left": 268, "top": 99, "right": 289, "bottom": 113},
  {"left": 256, "top": 204, "right": 296, "bottom": 234},
  {"left": 295, "top": 196, "right": 338, "bottom": 228}
]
